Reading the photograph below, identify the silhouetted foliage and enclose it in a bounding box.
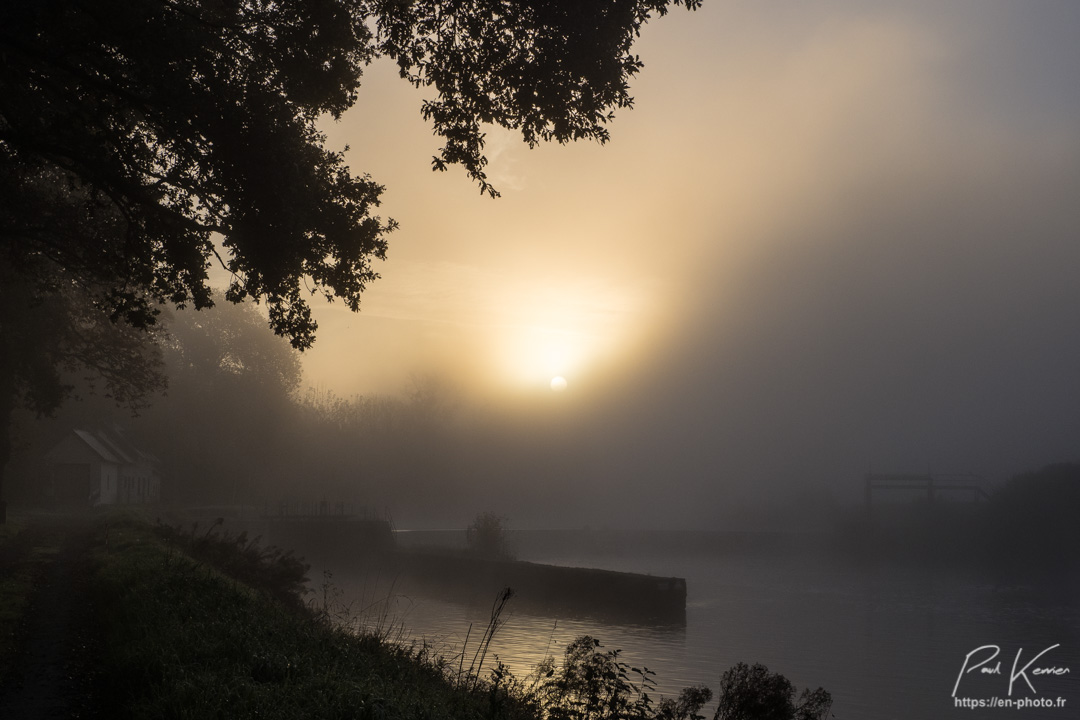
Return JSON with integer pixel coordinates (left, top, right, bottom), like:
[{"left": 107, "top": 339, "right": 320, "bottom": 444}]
[
  {"left": 162, "top": 298, "right": 303, "bottom": 398},
  {"left": 533, "top": 636, "right": 710, "bottom": 720},
  {"left": 1, "top": 1, "right": 390, "bottom": 346},
  {"left": 657, "top": 687, "right": 714, "bottom": 720},
  {"left": 1, "top": 0, "right": 699, "bottom": 347},
  {"left": 714, "top": 662, "right": 831, "bottom": 720},
  {"left": 537, "top": 636, "right": 654, "bottom": 720},
  {"left": 1, "top": 0, "right": 698, "bottom": 506},
  {"left": 376, "top": 0, "right": 703, "bottom": 197},
  {"left": 0, "top": 267, "right": 165, "bottom": 416},
  {"left": 156, "top": 517, "right": 310, "bottom": 611}
]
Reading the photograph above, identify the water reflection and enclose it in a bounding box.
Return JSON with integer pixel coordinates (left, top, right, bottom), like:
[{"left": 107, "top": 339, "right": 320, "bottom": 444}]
[
  {"left": 323, "top": 536, "right": 1080, "bottom": 720},
  {"left": 327, "top": 567, "right": 687, "bottom": 682}
]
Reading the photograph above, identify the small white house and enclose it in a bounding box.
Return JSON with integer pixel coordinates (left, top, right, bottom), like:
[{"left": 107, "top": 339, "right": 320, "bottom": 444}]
[{"left": 44, "top": 428, "right": 161, "bottom": 506}]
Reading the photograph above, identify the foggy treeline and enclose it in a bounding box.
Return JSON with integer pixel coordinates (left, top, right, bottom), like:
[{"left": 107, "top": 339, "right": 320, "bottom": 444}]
[
  {"left": 5, "top": 296, "right": 587, "bottom": 525},
  {"left": 8, "top": 291, "right": 1080, "bottom": 565}
]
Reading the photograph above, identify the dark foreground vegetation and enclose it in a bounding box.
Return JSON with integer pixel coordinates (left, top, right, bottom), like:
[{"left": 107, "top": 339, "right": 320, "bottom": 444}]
[{"left": 0, "top": 512, "right": 830, "bottom": 720}]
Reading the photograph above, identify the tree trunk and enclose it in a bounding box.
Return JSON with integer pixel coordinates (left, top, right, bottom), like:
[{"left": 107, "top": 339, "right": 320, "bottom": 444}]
[
  {"left": 0, "top": 316, "right": 16, "bottom": 521},
  {"left": 0, "top": 375, "right": 13, "bottom": 523}
]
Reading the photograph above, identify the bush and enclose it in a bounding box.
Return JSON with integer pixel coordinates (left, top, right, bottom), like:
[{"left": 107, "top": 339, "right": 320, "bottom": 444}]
[
  {"left": 466, "top": 511, "right": 513, "bottom": 560},
  {"left": 714, "top": 663, "right": 831, "bottom": 720},
  {"left": 532, "top": 636, "right": 710, "bottom": 720}
]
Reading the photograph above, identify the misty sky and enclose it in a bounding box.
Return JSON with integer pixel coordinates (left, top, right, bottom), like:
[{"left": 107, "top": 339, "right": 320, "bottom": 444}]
[{"left": 262, "top": 2, "right": 1080, "bottom": 527}]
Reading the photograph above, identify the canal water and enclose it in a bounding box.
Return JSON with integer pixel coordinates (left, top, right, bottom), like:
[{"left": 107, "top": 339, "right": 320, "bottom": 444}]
[{"left": 326, "top": 532, "right": 1080, "bottom": 719}]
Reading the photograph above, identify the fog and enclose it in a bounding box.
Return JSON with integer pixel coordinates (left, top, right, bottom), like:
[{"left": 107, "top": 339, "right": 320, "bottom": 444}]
[
  {"left": 10, "top": 1, "right": 1080, "bottom": 532},
  {"left": 288, "top": 2, "right": 1080, "bottom": 527},
  {"left": 8, "top": 5, "right": 1080, "bottom": 720}
]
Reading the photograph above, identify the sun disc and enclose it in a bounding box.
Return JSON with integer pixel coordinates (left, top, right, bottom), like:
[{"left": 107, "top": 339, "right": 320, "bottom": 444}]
[{"left": 550, "top": 376, "right": 568, "bottom": 392}]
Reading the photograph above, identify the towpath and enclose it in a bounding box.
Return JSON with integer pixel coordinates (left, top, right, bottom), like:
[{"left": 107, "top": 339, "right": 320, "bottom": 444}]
[{"left": 0, "top": 516, "right": 103, "bottom": 719}]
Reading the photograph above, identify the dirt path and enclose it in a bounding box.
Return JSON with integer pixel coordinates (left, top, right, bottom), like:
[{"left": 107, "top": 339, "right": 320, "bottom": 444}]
[{"left": 0, "top": 519, "right": 102, "bottom": 719}]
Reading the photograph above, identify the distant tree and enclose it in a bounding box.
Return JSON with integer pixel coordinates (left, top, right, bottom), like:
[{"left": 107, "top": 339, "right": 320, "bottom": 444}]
[
  {"left": 292, "top": 388, "right": 408, "bottom": 503},
  {"left": 163, "top": 299, "right": 303, "bottom": 398},
  {"left": 140, "top": 299, "right": 304, "bottom": 503},
  {"left": 714, "top": 663, "right": 831, "bottom": 720},
  {"left": 466, "top": 511, "right": 512, "bottom": 560},
  {"left": 406, "top": 374, "right": 462, "bottom": 426},
  {"left": 297, "top": 389, "right": 401, "bottom": 437}
]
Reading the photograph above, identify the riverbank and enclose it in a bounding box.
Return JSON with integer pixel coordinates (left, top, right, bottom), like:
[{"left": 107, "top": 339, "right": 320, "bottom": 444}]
[
  {"left": 0, "top": 511, "right": 833, "bottom": 720},
  {"left": 205, "top": 515, "right": 688, "bottom": 624},
  {"left": 1, "top": 511, "right": 542, "bottom": 718}
]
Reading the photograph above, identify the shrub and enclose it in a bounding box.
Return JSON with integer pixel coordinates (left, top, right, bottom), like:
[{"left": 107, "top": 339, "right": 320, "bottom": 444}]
[
  {"left": 714, "top": 663, "right": 831, "bottom": 720},
  {"left": 466, "top": 511, "right": 513, "bottom": 560},
  {"left": 536, "top": 636, "right": 653, "bottom": 720},
  {"left": 529, "top": 636, "right": 711, "bottom": 720}
]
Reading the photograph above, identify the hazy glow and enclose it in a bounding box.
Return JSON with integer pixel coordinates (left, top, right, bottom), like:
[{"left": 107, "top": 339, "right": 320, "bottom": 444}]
[
  {"left": 290, "top": 1, "right": 1080, "bottom": 527},
  {"left": 550, "top": 376, "right": 567, "bottom": 392},
  {"left": 499, "top": 326, "right": 579, "bottom": 387},
  {"left": 299, "top": 252, "right": 652, "bottom": 395},
  {"left": 488, "top": 277, "right": 643, "bottom": 389}
]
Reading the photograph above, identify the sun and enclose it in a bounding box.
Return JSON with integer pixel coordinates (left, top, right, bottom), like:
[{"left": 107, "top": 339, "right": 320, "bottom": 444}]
[{"left": 550, "top": 376, "right": 568, "bottom": 392}]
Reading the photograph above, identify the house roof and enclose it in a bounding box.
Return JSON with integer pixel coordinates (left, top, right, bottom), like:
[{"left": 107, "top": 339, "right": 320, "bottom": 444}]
[
  {"left": 93, "top": 430, "right": 136, "bottom": 464},
  {"left": 46, "top": 427, "right": 158, "bottom": 468},
  {"left": 101, "top": 425, "right": 159, "bottom": 464},
  {"left": 72, "top": 429, "right": 126, "bottom": 464}
]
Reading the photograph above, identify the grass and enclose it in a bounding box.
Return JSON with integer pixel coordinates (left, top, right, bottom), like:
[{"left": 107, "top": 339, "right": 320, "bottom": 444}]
[
  {"left": 3, "top": 511, "right": 831, "bottom": 720},
  {"left": 90, "top": 514, "right": 542, "bottom": 720},
  {"left": 89, "top": 515, "right": 712, "bottom": 720},
  {"left": 0, "top": 512, "right": 64, "bottom": 684}
]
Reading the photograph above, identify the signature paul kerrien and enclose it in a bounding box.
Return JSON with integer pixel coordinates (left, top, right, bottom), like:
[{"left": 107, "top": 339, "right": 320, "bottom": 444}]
[{"left": 953, "top": 644, "right": 1071, "bottom": 697}]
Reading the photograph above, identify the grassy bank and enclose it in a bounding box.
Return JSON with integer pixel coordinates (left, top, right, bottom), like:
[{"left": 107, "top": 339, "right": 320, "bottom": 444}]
[
  {"left": 2, "top": 512, "right": 831, "bottom": 720},
  {"left": 91, "top": 513, "right": 539, "bottom": 719}
]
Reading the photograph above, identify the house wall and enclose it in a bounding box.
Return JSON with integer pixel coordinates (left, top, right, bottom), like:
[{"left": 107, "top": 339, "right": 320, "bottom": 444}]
[
  {"left": 118, "top": 460, "right": 161, "bottom": 504},
  {"left": 98, "top": 462, "right": 118, "bottom": 505},
  {"left": 46, "top": 434, "right": 118, "bottom": 505},
  {"left": 52, "top": 463, "right": 92, "bottom": 505},
  {"left": 45, "top": 430, "right": 162, "bottom": 506}
]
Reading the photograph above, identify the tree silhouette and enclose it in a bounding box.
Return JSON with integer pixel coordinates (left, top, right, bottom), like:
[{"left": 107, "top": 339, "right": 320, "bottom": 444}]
[
  {"left": 1, "top": 0, "right": 700, "bottom": 346},
  {"left": 714, "top": 663, "right": 831, "bottom": 720},
  {"left": 0, "top": 0, "right": 699, "bottom": 504},
  {"left": 139, "top": 299, "right": 304, "bottom": 504},
  {"left": 466, "top": 511, "right": 512, "bottom": 560}
]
